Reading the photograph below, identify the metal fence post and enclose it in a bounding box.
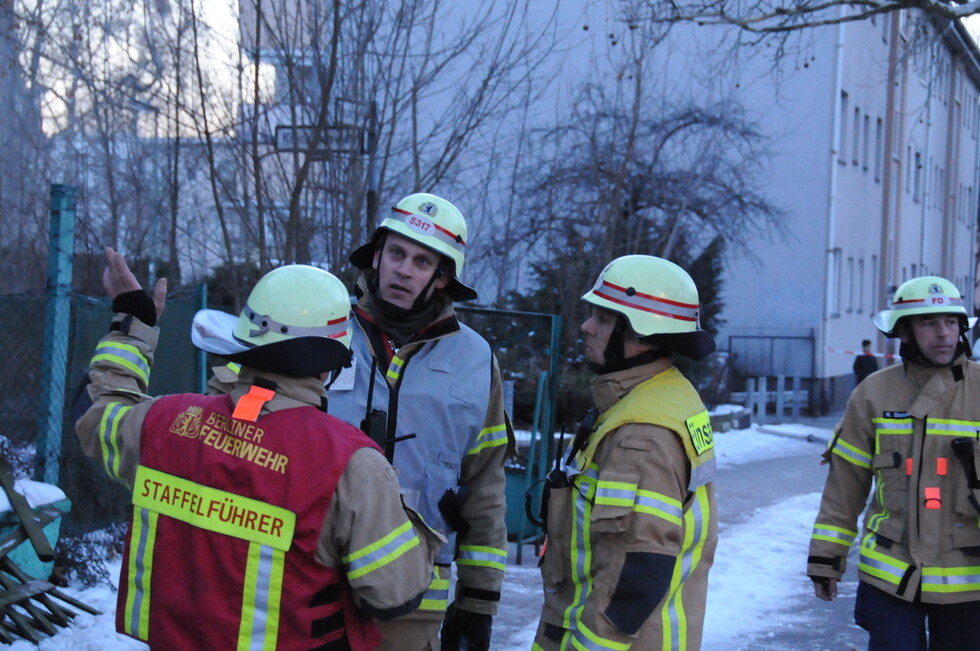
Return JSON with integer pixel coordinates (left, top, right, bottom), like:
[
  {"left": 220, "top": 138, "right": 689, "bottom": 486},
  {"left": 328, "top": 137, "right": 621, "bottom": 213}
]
[
  {"left": 34, "top": 184, "right": 76, "bottom": 486},
  {"left": 194, "top": 283, "right": 208, "bottom": 393},
  {"left": 744, "top": 377, "right": 755, "bottom": 422},
  {"left": 756, "top": 376, "right": 767, "bottom": 425},
  {"left": 792, "top": 375, "right": 802, "bottom": 421},
  {"left": 775, "top": 375, "right": 786, "bottom": 424}
]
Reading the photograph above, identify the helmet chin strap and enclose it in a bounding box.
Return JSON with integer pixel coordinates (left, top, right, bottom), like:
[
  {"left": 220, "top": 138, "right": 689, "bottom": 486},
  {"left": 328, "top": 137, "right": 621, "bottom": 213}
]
[
  {"left": 371, "top": 240, "right": 448, "bottom": 317},
  {"left": 593, "top": 317, "right": 669, "bottom": 375},
  {"left": 408, "top": 260, "right": 448, "bottom": 313}
]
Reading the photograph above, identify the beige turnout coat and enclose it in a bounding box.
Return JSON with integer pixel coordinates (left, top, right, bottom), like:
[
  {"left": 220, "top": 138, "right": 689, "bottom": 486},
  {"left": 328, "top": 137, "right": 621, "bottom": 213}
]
[
  {"left": 534, "top": 359, "right": 718, "bottom": 651},
  {"left": 808, "top": 355, "right": 980, "bottom": 604}
]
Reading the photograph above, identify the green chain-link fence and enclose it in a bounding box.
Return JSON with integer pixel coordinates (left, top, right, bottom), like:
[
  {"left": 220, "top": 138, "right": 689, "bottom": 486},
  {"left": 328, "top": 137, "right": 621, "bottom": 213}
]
[{"left": 1, "top": 288, "right": 206, "bottom": 536}]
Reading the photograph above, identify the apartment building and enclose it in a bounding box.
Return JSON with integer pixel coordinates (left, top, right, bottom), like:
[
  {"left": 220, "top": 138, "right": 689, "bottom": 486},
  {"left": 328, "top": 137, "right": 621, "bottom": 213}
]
[{"left": 716, "top": 9, "right": 980, "bottom": 411}]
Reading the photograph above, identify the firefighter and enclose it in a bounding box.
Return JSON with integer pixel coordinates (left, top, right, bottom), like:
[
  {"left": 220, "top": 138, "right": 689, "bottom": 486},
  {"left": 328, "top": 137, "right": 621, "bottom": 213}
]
[
  {"left": 76, "top": 248, "right": 444, "bottom": 650},
  {"left": 808, "top": 275, "right": 980, "bottom": 650},
  {"left": 326, "top": 193, "right": 511, "bottom": 651},
  {"left": 532, "top": 254, "right": 718, "bottom": 651}
]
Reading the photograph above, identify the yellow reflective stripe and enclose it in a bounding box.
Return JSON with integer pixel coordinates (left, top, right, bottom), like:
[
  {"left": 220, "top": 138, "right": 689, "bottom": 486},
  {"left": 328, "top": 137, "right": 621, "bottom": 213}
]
[
  {"left": 132, "top": 466, "right": 295, "bottom": 551},
  {"left": 872, "top": 417, "right": 913, "bottom": 435},
  {"left": 99, "top": 402, "right": 131, "bottom": 484},
  {"left": 386, "top": 355, "right": 405, "bottom": 381},
  {"left": 569, "top": 618, "right": 631, "bottom": 650},
  {"left": 926, "top": 418, "right": 980, "bottom": 436},
  {"left": 831, "top": 439, "right": 872, "bottom": 468},
  {"left": 595, "top": 480, "right": 637, "bottom": 509},
  {"left": 661, "top": 484, "right": 711, "bottom": 651},
  {"left": 466, "top": 423, "right": 508, "bottom": 455},
  {"left": 237, "top": 543, "right": 284, "bottom": 651},
  {"left": 562, "top": 467, "right": 598, "bottom": 633},
  {"left": 867, "top": 461, "right": 892, "bottom": 532},
  {"left": 921, "top": 565, "right": 980, "bottom": 593},
  {"left": 419, "top": 573, "right": 450, "bottom": 611},
  {"left": 124, "top": 506, "right": 158, "bottom": 641},
  {"left": 457, "top": 545, "right": 507, "bottom": 572},
  {"left": 858, "top": 532, "right": 909, "bottom": 585},
  {"left": 343, "top": 520, "right": 420, "bottom": 580},
  {"left": 811, "top": 523, "right": 857, "bottom": 547},
  {"left": 226, "top": 362, "right": 242, "bottom": 374},
  {"left": 92, "top": 341, "right": 150, "bottom": 385},
  {"left": 634, "top": 489, "right": 683, "bottom": 526}
]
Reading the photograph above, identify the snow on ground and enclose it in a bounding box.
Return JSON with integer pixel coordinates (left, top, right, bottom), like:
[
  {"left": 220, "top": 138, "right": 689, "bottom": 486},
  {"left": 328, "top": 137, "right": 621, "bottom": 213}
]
[{"left": 8, "top": 421, "right": 832, "bottom": 649}]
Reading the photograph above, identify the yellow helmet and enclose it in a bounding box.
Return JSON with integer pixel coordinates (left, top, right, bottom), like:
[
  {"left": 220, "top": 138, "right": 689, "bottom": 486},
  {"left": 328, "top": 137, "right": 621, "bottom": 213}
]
[
  {"left": 349, "top": 192, "right": 478, "bottom": 301},
  {"left": 582, "top": 255, "right": 715, "bottom": 360},
  {"left": 873, "top": 276, "right": 976, "bottom": 337},
  {"left": 192, "top": 265, "right": 353, "bottom": 377}
]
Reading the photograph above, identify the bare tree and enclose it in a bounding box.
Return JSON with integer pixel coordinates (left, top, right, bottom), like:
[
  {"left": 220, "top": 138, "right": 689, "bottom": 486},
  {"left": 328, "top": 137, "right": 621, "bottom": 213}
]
[
  {"left": 227, "top": 0, "right": 560, "bottom": 278},
  {"left": 645, "top": 0, "right": 980, "bottom": 34},
  {"left": 1, "top": 0, "right": 554, "bottom": 298},
  {"left": 498, "top": 10, "right": 785, "bottom": 346}
]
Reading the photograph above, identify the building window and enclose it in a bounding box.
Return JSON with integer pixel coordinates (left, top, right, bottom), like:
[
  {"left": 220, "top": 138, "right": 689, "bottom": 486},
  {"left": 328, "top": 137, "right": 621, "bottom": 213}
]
[
  {"left": 853, "top": 107, "right": 861, "bottom": 165},
  {"left": 847, "top": 257, "right": 855, "bottom": 313},
  {"left": 913, "top": 151, "right": 922, "bottom": 202},
  {"left": 858, "top": 258, "right": 865, "bottom": 314},
  {"left": 906, "top": 145, "right": 912, "bottom": 193},
  {"left": 874, "top": 117, "right": 883, "bottom": 182},
  {"left": 870, "top": 255, "right": 878, "bottom": 312},
  {"left": 829, "top": 248, "right": 842, "bottom": 318},
  {"left": 862, "top": 114, "right": 870, "bottom": 171},
  {"left": 839, "top": 92, "right": 849, "bottom": 164},
  {"left": 938, "top": 167, "right": 944, "bottom": 213}
]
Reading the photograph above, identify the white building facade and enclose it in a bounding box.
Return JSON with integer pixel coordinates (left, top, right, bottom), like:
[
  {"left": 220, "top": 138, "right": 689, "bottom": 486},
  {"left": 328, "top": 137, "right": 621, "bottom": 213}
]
[{"left": 718, "top": 9, "right": 980, "bottom": 411}]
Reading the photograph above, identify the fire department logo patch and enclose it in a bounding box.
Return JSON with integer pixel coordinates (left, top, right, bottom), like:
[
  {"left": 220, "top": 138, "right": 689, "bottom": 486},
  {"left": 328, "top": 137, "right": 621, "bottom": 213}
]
[
  {"left": 170, "top": 406, "right": 203, "bottom": 439},
  {"left": 928, "top": 283, "right": 944, "bottom": 294},
  {"left": 418, "top": 201, "right": 438, "bottom": 217}
]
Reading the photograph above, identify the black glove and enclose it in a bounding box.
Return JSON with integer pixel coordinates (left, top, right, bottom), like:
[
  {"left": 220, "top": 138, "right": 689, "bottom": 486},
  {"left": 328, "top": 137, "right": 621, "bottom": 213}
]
[
  {"left": 112, "top": 289, "right": 157, "bottom": 327},
  {"left": 437, "top": 489, "right": 471, "bottom": 538},
  {"left": 441, "top": 602, "right": 491, "bottom": 651}
]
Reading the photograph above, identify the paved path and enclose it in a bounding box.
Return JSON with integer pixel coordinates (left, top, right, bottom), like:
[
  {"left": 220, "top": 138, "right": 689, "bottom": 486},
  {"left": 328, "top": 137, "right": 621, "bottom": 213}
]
[
  {"left": 712, "top": 410, "right": 867, "bottom": 649},
  {"left": 714, "top": 448, "right": 866, "bottom": 649}
]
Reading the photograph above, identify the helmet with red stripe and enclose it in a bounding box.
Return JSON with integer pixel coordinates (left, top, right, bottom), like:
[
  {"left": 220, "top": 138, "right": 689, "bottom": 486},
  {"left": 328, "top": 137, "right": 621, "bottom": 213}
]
[
  {"left": 350, "top": 192, "right": 477, "bottom": 301},
  {"left": 873, "top": 275, "right": 976, "bottom": 337},
  {"left": 582, "top": 255, "right": 715, "bottom": 360}
]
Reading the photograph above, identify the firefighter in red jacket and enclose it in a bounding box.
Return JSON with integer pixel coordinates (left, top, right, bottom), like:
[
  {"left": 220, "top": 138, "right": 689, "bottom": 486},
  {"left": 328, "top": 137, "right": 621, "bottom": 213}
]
[{"left": 76, "top": 248, "right": 443, "bottom": 650}]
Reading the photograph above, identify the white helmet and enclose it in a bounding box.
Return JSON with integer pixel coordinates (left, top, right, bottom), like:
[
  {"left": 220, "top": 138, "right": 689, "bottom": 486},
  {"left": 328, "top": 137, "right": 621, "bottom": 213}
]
[
  {"left": 583, "top": 255, "right": 715, "bottom": 360},
  {"left": 873, "top": 275, "right": 976, "bottom": 337},
  {"left": 349, "top": 192, "right": 478, "bottom": 301},
  {"left": 192, "top": 265, "right": 352, "bottom": 377}
]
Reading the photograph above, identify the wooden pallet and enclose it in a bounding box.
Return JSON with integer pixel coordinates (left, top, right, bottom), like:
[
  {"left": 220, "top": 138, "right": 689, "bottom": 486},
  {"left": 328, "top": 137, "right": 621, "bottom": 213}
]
[{"left": 0, "top": 461, "right": 100, "bottom": 644}]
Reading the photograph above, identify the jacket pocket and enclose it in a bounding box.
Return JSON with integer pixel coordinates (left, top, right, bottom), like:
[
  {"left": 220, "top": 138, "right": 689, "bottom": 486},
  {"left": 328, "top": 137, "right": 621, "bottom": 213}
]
[
  {"left": 421, "top": 453, "right": 458, "bottom": 533},
  {"left": 590, "top": 469, "right": 638, "bottom": 534},
  {"left": 950, "top": 438, "right": 980, "bottom": 519},
  {"left": 869, "top": 441, "right": 910, "bottom": 542}
]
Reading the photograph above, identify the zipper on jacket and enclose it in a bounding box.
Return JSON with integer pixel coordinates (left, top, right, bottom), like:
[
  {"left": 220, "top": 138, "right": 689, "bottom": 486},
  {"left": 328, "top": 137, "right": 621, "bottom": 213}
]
[{"left": 914, "top": 416, "right": 928, "bottom": 541}]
